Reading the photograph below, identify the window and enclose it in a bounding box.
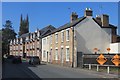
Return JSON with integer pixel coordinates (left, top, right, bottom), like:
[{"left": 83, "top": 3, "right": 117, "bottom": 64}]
[
  {"left": 61, "top": 31, "right": 64, "bottom": 42},
  {"left": 14, "top": 46, "right": 15, "bottom": 50},
  {"left": 55, "top": 49, "right": 58, "bottom": 60},
  {"left": 55, "top": 34, "right": 58, "bottom": 43},
  {"left": 61, "top": 48, "right": 64, "bottom": 61},
  {"left": 33, "top": 50, "right": 35, "bottom": 56},
  {"left": 33, "top": 43, "right": 35, "bottom": 48},
  {"left": 37, "top": 31, "right": 40, "bottom": 37},
  {"left": 66, "top": 29, "right": 70, "bottom": 41},
  {"left": 10, "top": 40, "right": 12, "bottom": 45},
  {"left": 50, "top": 35, "right": 52, "bottom": 44},
  {"left": 47, "top": 37, "right": 49, "bottom": 44},
  {"left": 66, "top": 48, "right": 70, "bottom": 61},
  {"left": 43, "top": 38, "right": 46, "bottom": 45},
  {"left": 20, "top": 46, "right": 22, "bottom": 50},
  {"left": 37, "top": 41, "right": 39, "bottom": 48},
  {"left": 30, "top": 34, "right": 32, "bottom": 39},
  {"left": 16, "top": 46, "right": 18, "bottom": 50},
  {"left": 27, "top": 44, "right": 29, "bottom": 49},
  {"left": 33, "top": 34, "right": 35, "bottom": 39},
  {"left": 43, "top": 50, "right": 46, "bottom": 58}
]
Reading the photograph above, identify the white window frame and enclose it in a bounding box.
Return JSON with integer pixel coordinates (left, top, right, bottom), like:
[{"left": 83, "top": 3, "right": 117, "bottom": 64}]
[
  {"left": 20, "top": 45, "right": 22, "bottom": 50},
  {"left": 50, "top": 35, "right": 52, "bottom": 44},
  {"left": 66, "top": 29, "right": 70, "bottom": 41},
  {"left": 37, "top": 31, "right": 40, "bottom": 37},
  {"left": 37, "top": 41, "right": 39, "bottom": 48},
  {"left": 33, "top": 33, "right": 36, "bottom": 39},
  {"left": 47, "top": 37, "right": 49, "bottom": 44},
  {"left": 66, "top": 47, "right": 70, "bottom": 61},
  {"left": 33, "top": 43, "right": 35, "bottom": 48},
  {"left": 55, "top": 33, "right": 58, "bottom": 43},
  {"left": 61, "top": 30, "right": 64, "bottom": 42},
  {"left": 43, "top": 38, "right": 46, "bottom": 45}
]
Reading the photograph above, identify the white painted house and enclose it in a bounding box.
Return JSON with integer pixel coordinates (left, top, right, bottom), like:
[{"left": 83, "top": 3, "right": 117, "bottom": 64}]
[{"left": 41, "top": 8, "right": 120, "bottom": 66}]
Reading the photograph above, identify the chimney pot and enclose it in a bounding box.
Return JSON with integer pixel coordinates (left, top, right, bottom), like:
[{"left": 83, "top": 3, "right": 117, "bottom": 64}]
[
  {"left": 95, "top": 15, "right": 102, "bottom": 25},
  {"left": 70, "top": 12, "right": 78, "bottom": 23},
  {"left": 84, "top": 8, "right": 93, "bottom": 17}
]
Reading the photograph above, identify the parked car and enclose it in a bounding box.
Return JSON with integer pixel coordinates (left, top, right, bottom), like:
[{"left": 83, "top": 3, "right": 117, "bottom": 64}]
[
  {"left": 7, "top": 55, "right": 14, "bottom": 59},
  {"left": 12, "top": 56, "right": 22, "bottom": 64},
  {"left": 29, "top": 56, "right": 40, "bottom": 65}
]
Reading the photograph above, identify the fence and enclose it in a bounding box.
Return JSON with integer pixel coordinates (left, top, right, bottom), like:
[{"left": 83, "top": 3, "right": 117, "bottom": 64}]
[{"left": 77, "top": 53, "right": 120, "bottom": 74}]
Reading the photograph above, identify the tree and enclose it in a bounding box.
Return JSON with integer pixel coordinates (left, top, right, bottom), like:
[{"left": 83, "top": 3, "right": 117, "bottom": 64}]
[{"left": 2, "top": 20, "right": 17, "bottom": 55}]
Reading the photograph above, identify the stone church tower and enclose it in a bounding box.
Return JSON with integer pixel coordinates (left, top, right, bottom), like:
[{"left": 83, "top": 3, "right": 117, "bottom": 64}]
[{"left": 19, "top": 14, "right": 29, "bottom": 36}]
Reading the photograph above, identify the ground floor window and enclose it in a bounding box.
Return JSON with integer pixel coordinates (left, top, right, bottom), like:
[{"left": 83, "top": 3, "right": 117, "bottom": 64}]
[
  {"left": 43, "top": 50, "right": 46, "bottom": 58},
  {"left": 66, "top": 48, "right": 70, "bottom": 61}
]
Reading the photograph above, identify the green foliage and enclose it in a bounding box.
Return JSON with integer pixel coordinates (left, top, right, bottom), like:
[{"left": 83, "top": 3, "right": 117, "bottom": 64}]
[{"left": 2, "top": 20, "right": 17, "bottom": 55}]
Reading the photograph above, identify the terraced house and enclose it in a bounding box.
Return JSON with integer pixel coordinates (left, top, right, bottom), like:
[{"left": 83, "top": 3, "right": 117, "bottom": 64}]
[
  {"left": 42, "top": 8, "right": 120, "bottom": 67},
  {"left": 10, "top": 8, "right": 120, "bottom": 68},
  {"left": 9, "top": 25, "right": 56, "bottom": 58}
]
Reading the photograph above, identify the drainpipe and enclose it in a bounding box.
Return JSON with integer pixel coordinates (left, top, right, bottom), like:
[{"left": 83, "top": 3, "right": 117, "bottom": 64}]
[{"left": 72, "top": 27, "right": 74, "bottom": 68}]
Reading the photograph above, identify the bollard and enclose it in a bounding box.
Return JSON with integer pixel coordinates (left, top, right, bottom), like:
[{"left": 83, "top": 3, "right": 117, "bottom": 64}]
[
  {"left": 97, "top": 65, "right": 99, "bottom": 72},
  {"left": 107, "top": 66, "right": 110, "bottom": 74},
  {"left": 89, "top": 64, "right": 91, "bottom": 70}
]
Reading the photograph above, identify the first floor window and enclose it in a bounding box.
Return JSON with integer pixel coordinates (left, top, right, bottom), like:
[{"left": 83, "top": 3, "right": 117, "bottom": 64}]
[
  {"left": 66, "top": 48, "right": 70, "bottom": 61},
  {"left": 66, "top": 29, "right": 70, "bottom": 41}
]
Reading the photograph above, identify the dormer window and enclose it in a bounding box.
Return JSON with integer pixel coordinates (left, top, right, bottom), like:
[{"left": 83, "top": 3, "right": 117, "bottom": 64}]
[
  {"left": 14, "top": 39, "right": 15, "bottom": 44},
  {"left": 26, "top": 37, "right": 28, "bottom": 41},
  {"left": 10, "top": 40, "right": 12, "bottom": 45},
  {"left": 16, "top": 38, "right": 18, "bottom": 43},
  {"left": 33, "top": 33, "right": 36, "bottom": 39},
  {"left": 37, "top": 31, "right": 40, "bottom": 37},
  {"left": 30, "top": 34, "right": 33, "bottom": 39},
  {"left": 20, "top": 38, "right": 22, "bottom": 44}
]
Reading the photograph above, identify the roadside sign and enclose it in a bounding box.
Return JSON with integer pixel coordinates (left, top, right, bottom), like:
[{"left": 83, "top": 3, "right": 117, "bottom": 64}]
[
  {"left": 96, "top": 54, "right": 107, "bottom": 65},
  {"left": 111, "top": 54, "right": 120, "bottom": 66}
]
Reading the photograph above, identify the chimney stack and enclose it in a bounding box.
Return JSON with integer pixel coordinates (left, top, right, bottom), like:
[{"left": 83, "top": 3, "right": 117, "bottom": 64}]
[
  {"left": 70, "top": 12, "right": 78, "bottom": 23},
  {"left": 101, "top": 14, "right": 109, "bottom": 27},
  {"left": 84, "top": 8, "right": 93, "bottom": 17},
  {"left": 95, "top": 15, "right": 102, "bottom": 25}
]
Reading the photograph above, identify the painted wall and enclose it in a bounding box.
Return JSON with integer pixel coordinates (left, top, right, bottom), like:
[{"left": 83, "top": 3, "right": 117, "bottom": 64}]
[
  {"left": 75, "top": 17, "right": 111, "bottom": 54},
  {"left": 110, "top": 43, "right": 120, "bottom": 53},
  {"left": 42, "top": 36, "right": 50, "bottom": 62}
]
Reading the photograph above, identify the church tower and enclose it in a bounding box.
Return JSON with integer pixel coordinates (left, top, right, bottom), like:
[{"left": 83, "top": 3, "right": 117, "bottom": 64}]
[{"left": 19, "top": 14, "right": 29, "bottom": 37}]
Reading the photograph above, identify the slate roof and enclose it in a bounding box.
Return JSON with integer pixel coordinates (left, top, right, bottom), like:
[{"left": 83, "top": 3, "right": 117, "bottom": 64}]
[
  {"left": 19, "top": 33, "right": 30, "bottom": 39},
  {"left": 40, "top": 25, "right": 56, "bottom": 36},
  {"left": 42, "top": 16, "right": 86, "bottom": 38},
  {"left": 93, "top": 18, "right": 117, "bottom": 28}
]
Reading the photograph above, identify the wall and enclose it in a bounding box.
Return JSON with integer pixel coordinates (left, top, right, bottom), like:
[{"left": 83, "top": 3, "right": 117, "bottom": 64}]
[
  {"left": 75, "top": 17, "right": 111, "bottom": 54},
  {"left": 110, "top": 43, "right": 120, "bottom": 53},
  {"left": 42, "top": 36, "right": 50, "bottom": 62}
]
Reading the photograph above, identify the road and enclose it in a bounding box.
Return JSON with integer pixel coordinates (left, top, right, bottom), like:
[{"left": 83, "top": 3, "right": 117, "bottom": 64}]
[{"left": 2, "top": 58, "right": 119, "bottom": 80}]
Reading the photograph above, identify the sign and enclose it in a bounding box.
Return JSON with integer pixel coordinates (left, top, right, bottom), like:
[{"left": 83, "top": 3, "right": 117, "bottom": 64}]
[
  {"left": 94, "top": 48, "right": 98, "bottom": 54},
  {"left": 107, "top": 48, "right": 111, "bottom": 53},
  {"left": 96, "top": 54, "right": 107, "bottom": 65},
  {"left": 111, "top": 54, "right": 120, "bottom": 66}
]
